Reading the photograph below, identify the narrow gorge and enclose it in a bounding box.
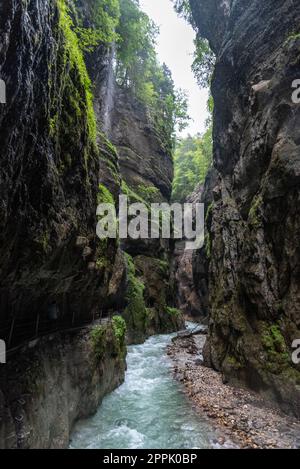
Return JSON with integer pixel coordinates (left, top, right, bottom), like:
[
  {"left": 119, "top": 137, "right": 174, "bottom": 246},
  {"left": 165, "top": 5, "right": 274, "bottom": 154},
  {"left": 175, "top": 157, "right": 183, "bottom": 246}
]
[{"left": 0, "top": 0, "right": 299, "bottom": 451}]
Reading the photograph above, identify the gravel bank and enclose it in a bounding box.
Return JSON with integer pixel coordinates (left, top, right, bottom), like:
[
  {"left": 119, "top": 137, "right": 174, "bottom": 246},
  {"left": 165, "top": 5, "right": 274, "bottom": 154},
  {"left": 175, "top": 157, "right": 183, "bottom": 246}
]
[{"left": 167, "top": 331, "right": 300, "bottom": 449}]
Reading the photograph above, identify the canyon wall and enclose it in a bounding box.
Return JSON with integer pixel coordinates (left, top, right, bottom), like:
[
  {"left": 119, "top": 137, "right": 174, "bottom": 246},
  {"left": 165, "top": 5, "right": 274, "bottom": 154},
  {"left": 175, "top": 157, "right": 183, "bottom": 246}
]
[
  {"left": 0, "top": 0, "right": 183, "bottom": 447},
  {"left": 0, "top": 0, "right": 125, "bottom": 339},
  {"left": 0, "top": 320, "right": 126, "bottom": 449},
  {"left": 111, "top": 88, "right": 184, "bottom": 343},
  {"left": 190, "top": 0, "right": 300, "bottom": 415}
]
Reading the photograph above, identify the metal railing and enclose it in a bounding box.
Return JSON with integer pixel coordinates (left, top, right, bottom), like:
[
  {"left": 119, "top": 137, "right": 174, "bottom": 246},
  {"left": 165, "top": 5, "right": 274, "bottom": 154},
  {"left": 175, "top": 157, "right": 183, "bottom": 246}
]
[{"left": 0, "top": 310, "right": 106, "bottom": 357}]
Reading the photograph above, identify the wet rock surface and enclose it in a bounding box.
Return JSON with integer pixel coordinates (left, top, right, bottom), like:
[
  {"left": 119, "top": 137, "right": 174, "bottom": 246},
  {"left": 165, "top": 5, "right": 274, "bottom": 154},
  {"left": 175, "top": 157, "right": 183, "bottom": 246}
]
[
  {"left": 0, "top": 0, "right": 181, "bottom": 449},
  {"left": 0, "top": 321, "right": 126, "bottom": 449},
  {"left": 0, "top": 0, "right": 124, "bottom": 335},
  {"left": 168, "top": 331, "right": 300, "bottom": 449},
  {"left": 110, "top": 87, "right": 184, "bottom": 341},
  {"left": 190, "top": 0, "right": 300, "bottom": 414}
]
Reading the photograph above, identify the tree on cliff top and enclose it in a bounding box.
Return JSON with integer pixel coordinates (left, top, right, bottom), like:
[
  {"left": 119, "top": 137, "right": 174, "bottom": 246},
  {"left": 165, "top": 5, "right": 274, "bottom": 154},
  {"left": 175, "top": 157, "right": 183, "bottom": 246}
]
[{"left": 115, "top": 0, "right": 190, "bottom": 148}]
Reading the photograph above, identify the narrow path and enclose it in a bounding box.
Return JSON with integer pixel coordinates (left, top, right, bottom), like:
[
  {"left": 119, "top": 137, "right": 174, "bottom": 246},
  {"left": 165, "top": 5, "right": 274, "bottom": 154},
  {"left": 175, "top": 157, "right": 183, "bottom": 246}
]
[{"left": 70, "top": 325, "right": 232, "bottom": 449}]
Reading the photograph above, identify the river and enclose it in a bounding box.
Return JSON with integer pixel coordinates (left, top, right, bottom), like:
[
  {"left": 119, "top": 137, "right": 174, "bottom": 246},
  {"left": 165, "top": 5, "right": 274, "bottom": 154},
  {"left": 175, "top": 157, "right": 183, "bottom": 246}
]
[{"left": 70, "top": 323, "right": 217, "bottom": 449}]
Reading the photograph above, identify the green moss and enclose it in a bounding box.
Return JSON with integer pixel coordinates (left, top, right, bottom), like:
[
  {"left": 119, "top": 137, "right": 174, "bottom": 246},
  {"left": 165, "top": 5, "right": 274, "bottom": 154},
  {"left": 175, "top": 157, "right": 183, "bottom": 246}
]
[
  {"left": 49, "top": 114, "right": 59, "bottom": 137},
  {"left": 157, "top": 259, "right": 169, "bottom": 275},
  {"left": 91, "top": 320, "right": 127, "bottom": 361},
  {"left": 136, "top": 184, "right": 161, "bottom": 204},
  {"left": 285, "top": 32, "right": 300, "bottom": 44},
  {"left": 124, "top": 253, "right": 149, "bottom": 334},
  {"left": 112, "top": 315, "right": 126, "bottom": 347},
  {"left": 121, "top": 181, "right": 147, "bottom": 205},
  {"left": 205, "top": 202, "right": 214, "bottom": 223},
  {"left": 204, "top": 232, "right": 211, "bottom": 258},
  {"left": 34, "top": 231, "right": 50, "bottom": 254},
  {"left": 56, "top": 0, "right": 97, "bottom": 142},
  {"left": 166, "top": 307, "right": 181, "bottom": 317},
  {"left": 97, "top": 184, "right": 115, "bottom": 206},
  {"left": 90, "top": 325, "right": 106, "bottom": 360},
  {"left": 260, "top": 323, "right": 290, "bottom": 373},
  {"left": 248, "top": 195, "right": 263, "bottom": 227},
  {"left": 96, "top": 256, "right": 109, "bottom": 270},
  {"left": 225, "top": 355, "right": 243, "bottom": 370},
  {"left": 96, "top": 184, "right": 117, "bottom": 258},
  {"left": 95, "top": 238, "right": 110, "bottom": 270}
]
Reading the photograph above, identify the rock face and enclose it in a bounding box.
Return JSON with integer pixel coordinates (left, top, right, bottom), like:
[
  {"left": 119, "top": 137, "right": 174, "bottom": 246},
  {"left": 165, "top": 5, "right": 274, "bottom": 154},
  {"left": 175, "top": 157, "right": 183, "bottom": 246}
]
[
  {"left": 0, "top": 321, "right": 126, "bottom": 449},
  {"left": 0, "top": 0, "right": 124, "bottom": 341},
  {"left": 0, "top": 1, "right": 181, "bottom": 340},
  {"left": 190, "top": 0, "right": 300, "bottom": 415},
  {"left": 174, "top": 185, "right": 204, "bottom": 319},
  {"left": 110, "top": 88, "right": 184, "bottom": 342},
  {"left": 192, "top": 169, "right": 219, "bottom": 320},
  {"left": 174, "top": 169, "right": 218, "bottom": 320},
  {"left": 112, "top": 88, "right": 173, "bottom": 201},
  {"left": 0, "top": 0, "right": 182, "bottom": 448}
]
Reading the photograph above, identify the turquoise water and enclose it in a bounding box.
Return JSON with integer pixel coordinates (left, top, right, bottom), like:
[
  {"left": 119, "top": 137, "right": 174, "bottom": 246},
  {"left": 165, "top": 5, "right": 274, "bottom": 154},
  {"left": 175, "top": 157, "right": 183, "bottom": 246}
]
[{"left": 70, "top": 324, "right": 216, "bottom": 449}]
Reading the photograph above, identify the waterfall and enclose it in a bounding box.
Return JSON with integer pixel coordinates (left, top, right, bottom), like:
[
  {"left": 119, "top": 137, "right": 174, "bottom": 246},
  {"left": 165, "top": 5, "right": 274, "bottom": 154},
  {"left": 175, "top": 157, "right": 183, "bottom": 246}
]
[{"left": 102, "top": 43, "right": 116, "bottom": 138}]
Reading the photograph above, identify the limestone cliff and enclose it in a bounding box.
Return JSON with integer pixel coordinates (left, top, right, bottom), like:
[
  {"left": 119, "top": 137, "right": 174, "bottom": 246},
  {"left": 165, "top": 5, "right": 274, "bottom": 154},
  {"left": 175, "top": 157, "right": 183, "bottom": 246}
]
[{"left": 190, "top": 0, "right": 300, "bottom": 415}]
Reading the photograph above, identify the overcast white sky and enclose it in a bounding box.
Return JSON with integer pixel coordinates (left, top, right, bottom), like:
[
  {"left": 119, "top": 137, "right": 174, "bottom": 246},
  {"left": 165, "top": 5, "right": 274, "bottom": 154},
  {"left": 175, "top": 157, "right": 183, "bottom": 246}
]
[{"left": 139, "top": 0, "right": 209, "bottom": 137}]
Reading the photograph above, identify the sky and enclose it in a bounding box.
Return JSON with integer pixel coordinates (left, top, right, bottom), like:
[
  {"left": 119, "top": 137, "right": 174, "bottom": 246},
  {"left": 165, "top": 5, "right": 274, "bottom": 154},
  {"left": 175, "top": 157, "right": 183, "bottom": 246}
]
[{"left": 139, "top": 0, "right": 209, "bottom": 137}]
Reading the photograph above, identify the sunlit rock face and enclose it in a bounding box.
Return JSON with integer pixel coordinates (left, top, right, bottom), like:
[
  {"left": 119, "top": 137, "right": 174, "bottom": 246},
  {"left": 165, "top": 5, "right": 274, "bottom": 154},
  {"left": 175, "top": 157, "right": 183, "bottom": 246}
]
[{"left": 190, "top": 0, "right": 300, "bottom": 415}]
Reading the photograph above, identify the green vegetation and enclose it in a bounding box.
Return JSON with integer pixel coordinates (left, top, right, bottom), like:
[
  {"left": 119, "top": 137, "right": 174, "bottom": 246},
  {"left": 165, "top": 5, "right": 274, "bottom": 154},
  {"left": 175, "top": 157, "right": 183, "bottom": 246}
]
[
  {"left": 248, "top": 195, "right": 263, "bottom": 227},
  {"left": 112, "top": 315, "right": 127, "bottom": 357},
  {"left": 91, "top": 319, "right": 127, "bottom": 361},
  {"left": 136, "top": 185, "right": 161, "bottom": 204},
  {"left": 192, "top": 37, "right": 216, "bottom": 89},
  {"left": 112, "top": 315, "right": 127, "bottom": 345},
  {"left": 121, "top": 181, "right": 149, "bottom": 205},
  {"left": 55, "top": 0, "right": 190, "bottom": 155},
  {"left": 97, "top": 184, "right": 115, "bottom": 205},
  {"left": 96, "top": 184, "right": 117, "bottom": 247},
  {"left": 90, "top": 325, "right": 106, "bottom": 359},
  {"left": 56, "top": 0, "right": 97, "bottom": 142},
  {"left": 74, "top": 0, "right": 120, "bottom": 51},
  {"left": 124, "top": 253, "right": 149, "bottom": 335},
  {"left": 172, "top": 0, "right": 192, "bottom": 22},
  {"left": 225, "top": 355, "right": 243, "bottom": 370},
  {"left": 285, "top": 31, "right": 300, "bottom": 44},
  {"left": 204, "top": 232, "right": 212, "bottom": 258},
  {"left": 173, "top": 0, "right": 216, "bottom": 89},
  {"left": 166, "top": 307, "right": 181, "bottom": 317},
  {"left": 115, "top": 0, "right": 189, "bottom": 149},
  {"left": 172, "top": 129, "right": 213, "bottom": 202},
  {"left": 260, "top": 323, "right": 290, "bottom": 373}
]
